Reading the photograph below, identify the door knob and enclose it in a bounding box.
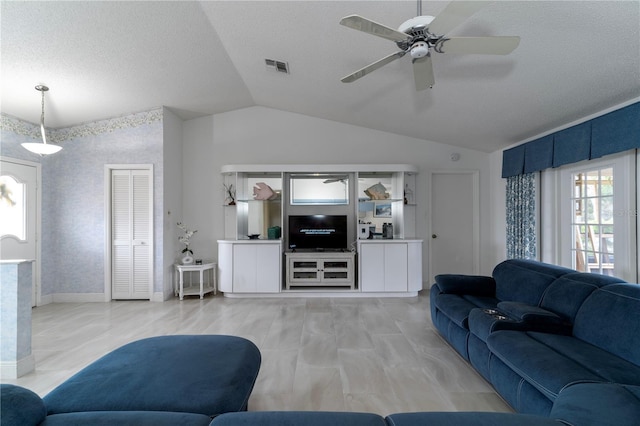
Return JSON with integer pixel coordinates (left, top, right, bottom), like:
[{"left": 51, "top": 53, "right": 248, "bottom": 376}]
[{"left": 432, "top": 234, "right": 438, "bottom": 239}]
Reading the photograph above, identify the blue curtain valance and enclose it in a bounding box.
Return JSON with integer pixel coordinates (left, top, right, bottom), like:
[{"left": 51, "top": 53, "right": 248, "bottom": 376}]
[
  {"left": 501, "top": 144, "right": 525, "bottom": 178},
  {"left": 502, "top": 102, "right": 640, "bottom": 178},
  {"left": 524, "top": 135, "right": 554, "bottom": 173},
  {"left": 552, "top": 122, "right": 591, "bottom": 168}
]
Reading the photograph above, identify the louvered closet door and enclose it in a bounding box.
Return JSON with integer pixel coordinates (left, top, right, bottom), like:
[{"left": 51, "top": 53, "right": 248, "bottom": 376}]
[{"left": 111, "top": 169, "right": 152, "bottom": 299}]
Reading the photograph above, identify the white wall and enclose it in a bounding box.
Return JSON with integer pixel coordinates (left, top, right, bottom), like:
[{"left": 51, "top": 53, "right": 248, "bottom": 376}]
[
  {"left": 183, "top": 106, "right": 495, "bottom": 285},
  {"left": 161, "top": 107, "right": 183, "bottom": 300},
  {"left": 488, "top": 149, "right": 508, "bottom": 268}
]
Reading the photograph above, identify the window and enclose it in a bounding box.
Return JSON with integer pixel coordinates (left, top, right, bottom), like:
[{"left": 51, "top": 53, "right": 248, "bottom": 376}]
[
  {"left": 0, "top": 175, "right": 26, "bottom": 240},
  {"left": 553, "top": 152, "right": 637, "bottom": 282},
  {"left": 571, "top": 167, "right": 614, "bottom": 274}
]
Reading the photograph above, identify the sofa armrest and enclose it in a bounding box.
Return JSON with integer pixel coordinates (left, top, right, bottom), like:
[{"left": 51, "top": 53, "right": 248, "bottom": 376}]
[
  {"left": 435, "top": 274, "right": 496, "bottom": 296},
  {"left": 0, "top": 384, "right": 47, "bottom": 426},
  {"left": 551, "top": 383, "right": 640, "bottom": 426},
  {"left": 496, "top": 301, "right": 568, "bottom": 327}
]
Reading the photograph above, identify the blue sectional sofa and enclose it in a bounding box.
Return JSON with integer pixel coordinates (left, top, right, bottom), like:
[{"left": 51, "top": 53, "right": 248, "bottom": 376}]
[
  {"left": 5, "top": 262, "right": 640, "bottom": 426},
  {"left": 1, "top": 335, "right": 261, "bottom": 426},
  {"left": 431, "top": 259, "right": 640, "bottom": 424}
]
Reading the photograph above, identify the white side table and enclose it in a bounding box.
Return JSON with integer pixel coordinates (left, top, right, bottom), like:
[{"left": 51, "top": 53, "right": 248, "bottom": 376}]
[{"left": 174, "top": 262, "right": 217, "bottom": 300}]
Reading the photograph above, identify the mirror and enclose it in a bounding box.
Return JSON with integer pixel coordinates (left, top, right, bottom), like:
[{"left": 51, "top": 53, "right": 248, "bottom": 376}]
[{"left": 290, "top": 174, "right": 349, "bottom": 205}]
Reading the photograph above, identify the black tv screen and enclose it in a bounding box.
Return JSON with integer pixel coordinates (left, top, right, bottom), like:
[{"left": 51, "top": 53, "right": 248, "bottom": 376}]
[{"left": 289, "top": 215, "right": 348, "bottom": 250}]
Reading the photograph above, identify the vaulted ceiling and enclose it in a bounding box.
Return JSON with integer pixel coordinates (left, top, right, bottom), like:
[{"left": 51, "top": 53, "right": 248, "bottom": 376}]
[{"left": 2, "top": 1, "right": 639, "bottom": 153}]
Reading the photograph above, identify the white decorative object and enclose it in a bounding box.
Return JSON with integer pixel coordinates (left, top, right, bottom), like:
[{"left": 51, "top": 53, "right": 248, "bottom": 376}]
[
  {"left": 253, "top": 182, "right": 277, "bottom": 200},
  {"left": 364, "top": 182, "right": 390, "bottom": 200},
  {"left": 177, "top": 222, "right": 197, "bottom": 263}
]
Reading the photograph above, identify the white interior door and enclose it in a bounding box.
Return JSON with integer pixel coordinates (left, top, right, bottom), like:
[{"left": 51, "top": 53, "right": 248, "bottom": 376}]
[
  {"left": 1, "top": 158, "right": 39, "bottom": 306},
  {"left": 429, "top": 171, "right": 479, "bottom": 284},
  {"left": 111, "top": 168, "right": 153, "bottom": 300}
]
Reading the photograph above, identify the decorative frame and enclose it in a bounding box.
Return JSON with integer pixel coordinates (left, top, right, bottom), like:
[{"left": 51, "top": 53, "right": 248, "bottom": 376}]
[{"left": 374, "top": 202, "right": 392, "bottom": 218}]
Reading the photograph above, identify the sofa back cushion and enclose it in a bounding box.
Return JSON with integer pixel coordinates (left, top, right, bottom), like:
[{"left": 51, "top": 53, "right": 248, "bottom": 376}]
[
  {"left": 539, "top": 272, "right": 626, "bottom": 322},
  {"left": 492, "top": 260, "right": 574, "bottom": 305},
  {"left": 573, "top": 284, "right": 640, "bottom": 366}
]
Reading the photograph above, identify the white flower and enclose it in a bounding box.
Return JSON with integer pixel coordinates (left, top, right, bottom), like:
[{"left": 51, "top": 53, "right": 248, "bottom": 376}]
[{"left": 177, "top": 222, "right": 197, "bottom": 254}]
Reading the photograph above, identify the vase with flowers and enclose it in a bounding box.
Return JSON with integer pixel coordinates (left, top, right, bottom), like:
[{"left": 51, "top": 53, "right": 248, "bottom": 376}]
[{"left": 177, "top": 222, "right": 197, "bottom": 264}]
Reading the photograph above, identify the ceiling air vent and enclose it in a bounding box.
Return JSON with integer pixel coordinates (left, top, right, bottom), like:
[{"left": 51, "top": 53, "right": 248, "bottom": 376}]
[{"left": 265, "top": 59, "right": 290, "bottom": 74}]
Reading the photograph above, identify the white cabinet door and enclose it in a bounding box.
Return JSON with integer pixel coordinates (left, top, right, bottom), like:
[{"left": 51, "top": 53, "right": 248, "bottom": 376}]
[
  {"left": 233, "top": 243, "right": 281, "bottom": 293},
  {"left": 359, "top": 243, "right": 409, "bottom": 292},
  {"left": 384, "top": 243, "right": 408, "bottom": 292},
  {"left": 360, "top": 244, "right": 385, "bottom": 292}
]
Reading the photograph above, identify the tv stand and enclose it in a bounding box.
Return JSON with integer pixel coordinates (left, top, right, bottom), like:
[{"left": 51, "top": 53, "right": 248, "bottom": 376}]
[{"left": 285, "top": 252, "right": 355, "bottom": 290}]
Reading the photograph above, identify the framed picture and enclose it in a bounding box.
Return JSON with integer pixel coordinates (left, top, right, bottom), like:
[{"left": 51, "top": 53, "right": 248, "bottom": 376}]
[{"left": 374, "top": 202, "right": 392, "bottom": 218}]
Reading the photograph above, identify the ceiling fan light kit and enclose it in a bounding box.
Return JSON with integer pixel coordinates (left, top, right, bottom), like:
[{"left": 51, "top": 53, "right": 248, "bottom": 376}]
[{"left": 339, "top": 0, "right": 520, "bottom": 91}]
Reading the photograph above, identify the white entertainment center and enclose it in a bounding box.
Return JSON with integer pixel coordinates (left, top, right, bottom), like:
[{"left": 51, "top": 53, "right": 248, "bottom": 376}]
[{"left": 217, "top": 164, "right": 423, "bottom": 297}]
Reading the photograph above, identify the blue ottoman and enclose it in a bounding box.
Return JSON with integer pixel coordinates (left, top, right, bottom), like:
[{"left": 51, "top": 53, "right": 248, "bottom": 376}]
[{"left": 43, "top": 335, "right": 261, "bottom": 417}]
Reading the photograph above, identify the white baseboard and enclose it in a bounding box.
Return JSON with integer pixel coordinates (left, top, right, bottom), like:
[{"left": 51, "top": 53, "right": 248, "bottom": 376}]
[
  {"left": 52, "top": 293, "right": 108, "bottom": 303},
  {"left": 39, "top": 294, "right": 54, "bottom": 306},
  {"left": 41, "top": 293, "right": 168, "bottom": 303},
  {"left": 151, "top": 292, "right": 170, "bottom": 302},
  {"left": 0, "top": 354, "right": 35, "bottom": 379}
]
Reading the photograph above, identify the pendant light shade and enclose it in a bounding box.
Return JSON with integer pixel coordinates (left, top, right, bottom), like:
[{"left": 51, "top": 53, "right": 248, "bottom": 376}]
[{"left": 21, "top": 85, "right": 62, "bottom": 155}]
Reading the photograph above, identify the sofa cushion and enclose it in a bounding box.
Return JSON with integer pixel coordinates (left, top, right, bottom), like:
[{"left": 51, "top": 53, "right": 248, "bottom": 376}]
[
  {"left": 434, "top": 274, "right": 496, "bottom": 296},
  {"left": 539, "top": 272, "right": 625, "bottom": 322},
  {"left": 435, "top": 294, "right": 498, "bottom": 329},
  {"left": 469, "top": 309, "right": 524, "bottom": 342},
  {"left": 43, "top": 335, "right": 261, "bottom": 417},
  {"left": 386, "top": 411, "right": 562, "bottom": 426},
  {"left": 41, "top": 411, "right": 214, "bottom": 426},
  {"left": 573, "top": 284, "right": 640, "bottom": 366},
  {"left": 0, "top": 384, "right": 47, "bottom": 426},
  {"left": 487, "top": 330, "right": 640, "bottom": 400},
  {"left": 492, "top": 260, "right": 573, "bottom": 305},
  {"left": 497, "top": 302, "right": 563, "bottom": 324},
  {"left": 210, "top": 411, "right": 387, "bottom": 426},
  {"left": 550, "top": 383, "right": 640, "bottom": 426}
]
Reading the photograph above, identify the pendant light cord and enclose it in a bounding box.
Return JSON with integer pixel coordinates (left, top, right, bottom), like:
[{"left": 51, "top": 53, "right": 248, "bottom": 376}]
[{"left": 40, "top": 88, "right": 48, "bottom": 145}]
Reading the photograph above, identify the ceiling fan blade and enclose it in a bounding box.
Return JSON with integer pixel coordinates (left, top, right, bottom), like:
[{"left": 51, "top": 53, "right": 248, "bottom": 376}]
[
  {"left": 428, "top": 1, "right": 491, "bottom": 36},
  {"left": 435, "top": 36, "right": 520, "bottom": 55},
  {"left": 340, "top": 15, "right": 409, "bottom": 42},
  {"left": 412, "top": 55, "right": 435, "bottom": 91},
  {"left": 341, "top": 51, "right": 406, "bottom": 83}
]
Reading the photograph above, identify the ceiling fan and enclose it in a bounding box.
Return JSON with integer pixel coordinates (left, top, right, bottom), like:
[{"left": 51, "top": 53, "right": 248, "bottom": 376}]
[{"left": 339, "top": 0, "right": 520, "bottom": 90}]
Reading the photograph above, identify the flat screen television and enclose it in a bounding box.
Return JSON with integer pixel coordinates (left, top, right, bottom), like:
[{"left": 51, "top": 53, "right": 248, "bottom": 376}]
[{"left": 288, "top": 215, "right": 348, "bottom": 251}]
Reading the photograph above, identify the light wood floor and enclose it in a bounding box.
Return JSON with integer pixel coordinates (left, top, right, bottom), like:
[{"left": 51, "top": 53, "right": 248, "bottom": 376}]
[{"left": 7, "top": 292, "right": 512, "bottom": 416}]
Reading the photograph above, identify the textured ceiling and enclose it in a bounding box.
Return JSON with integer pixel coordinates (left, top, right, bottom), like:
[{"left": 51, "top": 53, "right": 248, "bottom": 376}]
[{"left": 2, "top": 1, "right": 639, "bottom": 153}]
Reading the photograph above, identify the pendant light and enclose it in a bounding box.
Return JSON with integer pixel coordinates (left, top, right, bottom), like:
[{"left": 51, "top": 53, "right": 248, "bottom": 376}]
[{"left": 21, "top": 85, "right": 62, "bottom": 155}]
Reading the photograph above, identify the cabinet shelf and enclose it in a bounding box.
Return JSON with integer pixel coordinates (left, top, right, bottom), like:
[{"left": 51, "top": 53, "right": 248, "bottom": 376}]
[
  {"left": 285, "top": 252, "right": 355, "bottom": 290},
  {"left": 358, "top": 198, "right": 404, "bottom": 203},
  {"left": 235, "top": 199, "right": 282, "bottom": 203}
]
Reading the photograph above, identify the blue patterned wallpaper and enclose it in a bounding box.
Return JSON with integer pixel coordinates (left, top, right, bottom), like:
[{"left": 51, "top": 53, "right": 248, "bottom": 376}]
[{"left": 1, "top": 110, "right": 165, "bottom": 296}]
